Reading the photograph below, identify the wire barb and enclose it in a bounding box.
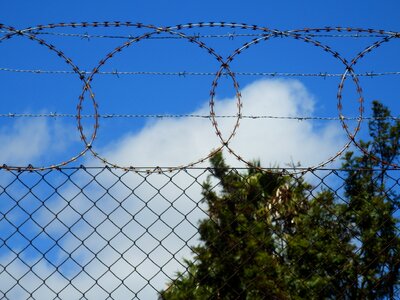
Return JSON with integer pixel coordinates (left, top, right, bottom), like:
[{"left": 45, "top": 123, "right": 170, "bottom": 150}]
[
  {"left": 0, "top": 112, "right": 399, "bottom": 121},
  {"left": 1, "top": 67, "right": 400, "bottom": 77},
  {"left": 1, "top": 22, "right": 399, "bottom": 171}
]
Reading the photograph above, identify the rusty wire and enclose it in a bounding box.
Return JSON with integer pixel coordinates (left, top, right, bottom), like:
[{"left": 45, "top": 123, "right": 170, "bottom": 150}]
[
  {"left": 1, "top": 112, "right": 399, "bottom": 121},
  {"left": 1, "top": 22, "right": 400, "bottom": 300},
  {"left": 0, "top": 24, "right": 99, "bottom": 172},
  {"left": 341, "top": 34, "right": 400, "bottom": 169},
  {"left": 207, "top": 26, "right": 364, "bottom": 174},
  {"left": 78, "top": 23, "right": 241, "bottom": 172},
  {"left": 0, "top": 28, "right": 393, "bottom": 39},
  {"left": 2, "top": 67, "right": 400, "bottom": 78},
  {"left": 0, "top": 22, "right": 399, "bottom": 171}
]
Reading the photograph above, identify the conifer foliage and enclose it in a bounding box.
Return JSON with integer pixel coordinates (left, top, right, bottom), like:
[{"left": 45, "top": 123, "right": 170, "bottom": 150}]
[{"left": 160, "top": 101, "right": 400, "bottom": 299}]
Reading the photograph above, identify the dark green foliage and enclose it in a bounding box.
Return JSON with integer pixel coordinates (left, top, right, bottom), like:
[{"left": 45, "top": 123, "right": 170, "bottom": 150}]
[
  {"left": 341, "top": 101, "right": 400, "bottom": 299},
  {"left": 160, "top": 101, "right": 400, "bottom": 299}
]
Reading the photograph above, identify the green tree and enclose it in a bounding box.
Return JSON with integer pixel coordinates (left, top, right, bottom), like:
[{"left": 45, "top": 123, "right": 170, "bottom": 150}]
[
  {"left": 160, "top": 101, "right": 400, "bottom": 299},
  {"left": 341, "top": 100, "right": 400, "bottom": 299}
]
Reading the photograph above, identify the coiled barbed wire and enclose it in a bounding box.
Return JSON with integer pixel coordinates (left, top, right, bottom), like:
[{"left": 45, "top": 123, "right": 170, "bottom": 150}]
[
  {"left": 1, "top": 21, "right": 399, "bottom": 172},
  {"left": 0, "top": 23, "right": 99, "bottom": 171}
]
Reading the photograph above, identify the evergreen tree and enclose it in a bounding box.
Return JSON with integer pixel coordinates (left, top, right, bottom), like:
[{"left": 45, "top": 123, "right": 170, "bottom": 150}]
[
  {"left": 341, "top": 101, "right": 400, "bottom": 298},
  {"left": 160, "top": 101, "right": 400, "bottom": 299}
]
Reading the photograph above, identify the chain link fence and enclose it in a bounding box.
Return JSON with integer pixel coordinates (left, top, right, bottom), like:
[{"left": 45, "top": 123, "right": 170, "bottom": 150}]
[{"left": 1, "top": 165, "right": 399, "bottom": 299}]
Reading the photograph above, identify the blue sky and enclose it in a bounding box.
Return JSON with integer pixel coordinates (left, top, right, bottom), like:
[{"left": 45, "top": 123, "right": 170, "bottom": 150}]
[
  {"left": 2, "top": 0, "right": 400, "bottom": 29},
  {"left": 1, "top": 0, "right": 400, "bottom": 169},
  {"left": 1, "top": 1, "right": 400, "bottom": 299}
]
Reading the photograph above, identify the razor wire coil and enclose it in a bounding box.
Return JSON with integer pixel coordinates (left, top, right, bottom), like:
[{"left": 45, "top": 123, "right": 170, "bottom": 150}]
[{"left": 1, "top": 21, "right": 399, "bottom": 171}]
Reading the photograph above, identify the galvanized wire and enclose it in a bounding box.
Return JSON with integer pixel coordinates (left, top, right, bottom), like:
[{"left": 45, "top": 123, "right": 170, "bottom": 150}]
[
  {"left": 1, "top": 113, "right": 399, "bottom": 121},
  {"left": 1, "top": 67, "right": 400, "bottom": 78},
  {"left": 0, "top": 166, "right": 398, "bottom": 299},
  {"left": 0, "top": 29, "right": 392, "bottom": 39}
]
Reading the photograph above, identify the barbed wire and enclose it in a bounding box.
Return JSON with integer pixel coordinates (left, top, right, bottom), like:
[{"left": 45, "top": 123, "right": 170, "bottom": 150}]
[
  {"left": 1, "top": 164, "right": 399, "bottom": 172},
  {"left": 0, "top": 112, "right": 399, "bottom": 121},
  {"left": 1, "top": 21, "right": 400, "bottom": 171},
  {"left": 1, "top": 67, "right": 400, "bottom": 78},
  {"left": 4, "top": 22, "right": 398, "bottom": 38},
  {"left": 0, "top": 29, "right": 393, "bottom": 40},
  {"left": 0, "top": 23, "right": 99, "bottom": 171},
  {"left": 1, "top": 22, "right": 399, "bottom": 300}
]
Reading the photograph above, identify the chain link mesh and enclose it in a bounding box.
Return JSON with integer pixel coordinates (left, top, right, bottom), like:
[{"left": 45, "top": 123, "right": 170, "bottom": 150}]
[{"left": 1, "top": 166, "right": 399, "bottom": 299}]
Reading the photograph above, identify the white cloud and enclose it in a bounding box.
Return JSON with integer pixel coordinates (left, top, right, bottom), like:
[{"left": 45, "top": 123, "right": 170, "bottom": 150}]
[
  {"left": 225, "top": 79, "right": 344, "bottom": 168},
  {"left": 0, "top": 118, "right": 79, "bottom": 167},
  {"left": 96, "top": 78, "right": 345, "bottom": 169},
  {"left": 0, "top": 78, "right": 348, "bottom": 299},
  {"left": 0, "top": 119, "right": 50, "bottom": 166}
]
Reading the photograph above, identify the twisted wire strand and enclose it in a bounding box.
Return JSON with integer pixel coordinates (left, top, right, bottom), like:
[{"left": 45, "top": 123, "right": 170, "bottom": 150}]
[
  {"left": 70, "top": 23, "right": 243, "bottom": 172},
  {"left": 4, "top": 22, "right": 399, "bottom": 40},
  {"left": 1, "top": 67, "right": 400, "bottom": 77},
  {"left": 0, "top": 29, "right": 392, "bottom": 40},
  {"left": 207, "top": 26, "right": 365, "bottom": 174},
  {"left": 0, "top": 113, "right": 399, "bottom": 121},
  {"left": 1, "top": 22, "right": 400, "bottom": 300},
  {"left": 1, "top": 21, "right": 399, "bottom": 172},
  {"left": 0, "top": 23, "right": 99, "bottom": 171},
  {"left": 340, "top": 33, "right": 400, "bottom": 169},
  {"left": 2, "top": 164, "right": 399, "bottom": 174}
]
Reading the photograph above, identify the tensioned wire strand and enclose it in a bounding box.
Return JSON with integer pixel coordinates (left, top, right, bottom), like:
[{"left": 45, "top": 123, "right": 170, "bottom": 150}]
[
  {"left": 1, "top": 68, "right": 399, "bottom": 77},
  {"left": 0, "top": 30, "right": 392, "bottom": 39},
  {"left": 0, "top": 113, "right": 398, "bottom": 121}
]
